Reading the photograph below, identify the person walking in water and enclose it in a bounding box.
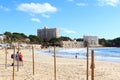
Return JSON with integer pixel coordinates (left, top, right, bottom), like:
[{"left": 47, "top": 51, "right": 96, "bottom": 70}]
[{"left": 75, "top": 53, "right": 79, "bottom": 59}]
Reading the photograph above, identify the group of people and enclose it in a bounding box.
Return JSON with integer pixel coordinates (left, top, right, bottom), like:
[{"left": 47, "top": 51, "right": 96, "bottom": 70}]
[{"left": 11, "top": 51, "right": 23, "bottom": 66}]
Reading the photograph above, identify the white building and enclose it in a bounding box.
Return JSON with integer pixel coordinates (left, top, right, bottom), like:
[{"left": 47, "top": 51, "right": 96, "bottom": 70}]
[
  {"left": 60, "top": 40, "right": 84, "bottom": 48},
  {"left": 0, "top": 34, "right": 6, "bottom": 43},
  {"left": 83, "top": 36, "right": 99, "bottom": 47}
]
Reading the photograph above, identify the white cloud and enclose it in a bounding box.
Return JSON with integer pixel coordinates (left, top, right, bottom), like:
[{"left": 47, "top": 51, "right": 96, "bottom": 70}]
[
  {"left": 0, "top": 5, "right": 10, "bottom": 11},
  {"left": 31, "top": 18, "right": 41, "bottom": 23},
  {"left": 76, "top": 3, "right": 87, "bottom": 7},
  {"left": 17, "top": 2, "right": 57, "bottom": 14},
  {"left": 29, "top": 13, "right": 35, "bottom": 17},
  {"left": 98, "top": 0, "right": 120, "bottom": 7},
  {"left": 61, "top": 28, "right": 77, "bottom": 34},
  {"left": 42, "top": 14, "right": 50, "bottom": 18}
]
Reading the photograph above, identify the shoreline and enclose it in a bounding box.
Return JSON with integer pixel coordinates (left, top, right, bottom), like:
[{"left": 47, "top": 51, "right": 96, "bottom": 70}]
[{"left": 36, "top": 47, "right": 120, "bottom": 63}]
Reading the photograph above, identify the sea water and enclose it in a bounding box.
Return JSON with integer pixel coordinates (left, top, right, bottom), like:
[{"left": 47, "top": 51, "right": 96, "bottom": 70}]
[{"left": 36, "top": 47, "right": 120, "bottom": 63}]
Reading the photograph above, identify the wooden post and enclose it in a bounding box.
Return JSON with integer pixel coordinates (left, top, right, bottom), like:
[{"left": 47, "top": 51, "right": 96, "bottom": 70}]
[
  {"left": 5, "top": 48, "right": 7, "bottom": 69},
  {"left": 32, "top": 46, "right": 35, "bottom": 75},
  {"left": 17, "top": 44, "right": 19, "bottom": 71},
  {"left": 86, "top": 43, "right": 89, "bottom": 80},
  {"left": 54, "top": 46, "right": 56, "bottom": 80},
  {"left": 91, "top": 50, "right": 95, "bottom": 80},
  {"left": 12, "top": 46, "right": 15, "bottom": 80}
]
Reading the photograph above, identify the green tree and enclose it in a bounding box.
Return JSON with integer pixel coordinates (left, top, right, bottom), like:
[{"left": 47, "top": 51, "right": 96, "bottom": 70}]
[
  {"left": 28, "top": 35, "right": 43, "bottom": 44},
  {"left": 113, "top": 37, "right": 120, "bottom": 47},
  {"left": 59, "top": 36, "right": 72, "bottom": 41},
  {"left": 4, "top": 32, "right": 12, "bottom": 43},
  {"left": 49, "top": 38, "right": 61, "bottom": 46},
  {"left": 11, "top": 32, "right": 28, "bottom": 42},
  {"left": 99, "top": 38, "right": 106, "bottom": 46},
  {"left": 12, "top": 32, "right": 22, "bottom": 42},
  {"left": 76, "top": 38, "right": 83, "bottom": 41},
  {"left": 105, "top": 40, "right": 113, "bottom": 47},
  {"left": 49, "top": 36, "right": 72, "bottom": 47}
]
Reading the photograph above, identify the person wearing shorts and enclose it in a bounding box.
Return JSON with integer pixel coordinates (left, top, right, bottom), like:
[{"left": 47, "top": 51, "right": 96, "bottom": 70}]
[{"left": 18, "top": 52, "right": 23, "bottom": 66}]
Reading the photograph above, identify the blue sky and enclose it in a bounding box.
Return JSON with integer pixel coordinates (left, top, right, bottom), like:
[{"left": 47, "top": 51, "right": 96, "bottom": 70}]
[{"left": 0, "top": 0, "right": 120, "bottom": 39}]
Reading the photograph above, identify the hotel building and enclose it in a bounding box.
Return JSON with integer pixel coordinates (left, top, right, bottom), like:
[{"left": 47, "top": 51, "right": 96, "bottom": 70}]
[{"left": 37, "top": 26, "right": 60, "bottom": 40}]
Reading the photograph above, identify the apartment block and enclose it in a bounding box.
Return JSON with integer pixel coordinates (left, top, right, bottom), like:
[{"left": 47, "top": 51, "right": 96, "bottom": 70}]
[{"left": 37, "top": 26, "right": 60, "bottom": 40}]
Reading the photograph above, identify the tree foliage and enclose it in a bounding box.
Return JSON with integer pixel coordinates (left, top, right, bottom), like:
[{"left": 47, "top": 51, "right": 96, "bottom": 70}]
[
  {"left": 28, "top": 35, "right": 43, "bottom": 44},
  {"left": 49, "top": 37, "right": 61, "bottom": 46},
  {"left": 113, "top": 37, "right": 120, "bottom": 47},
  {"left": 99, "top": 38, "right": 106, "bottom": 46},
  {"left": 59, "top": 36, "right": 72, "bottom": 41},
  {"left": 49, "top": 36, "right": 72, "bottom": 46},
  {"left": 12, "top": 32, "right": 27, "bottom": 42},
  {"left": 3, "top": 32, "right": 43, "bottom": 44},
  {"left": 76, "top": 38, "right": 83, "bottom": 41},
  {"left": 99, "top": 38, "right": 120, "bottom": 47},
  {"left": 3, "top": 31, "right": 120, "bottom": 47},
  {"left": 4, "top": 32, "right": 12, "bottom": 43}
]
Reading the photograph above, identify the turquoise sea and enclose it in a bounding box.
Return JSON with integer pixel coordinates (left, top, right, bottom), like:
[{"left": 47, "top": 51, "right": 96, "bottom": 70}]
[{"left": 36, "top": 47, "right": 120, "bottom": 63}]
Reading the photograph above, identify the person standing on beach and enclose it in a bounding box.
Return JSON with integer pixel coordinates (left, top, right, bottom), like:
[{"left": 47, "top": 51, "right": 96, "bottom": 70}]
[
  {"left": 75, "top": 53, "right": 77, "bottom": 59},
  {"left": 18, "top": 52, "right": 23, "bottom": 66},
  {"left": 75, "top": 53, "right": 79, "bottom": 59},
  {"left": 11, "top": 51, "right": 19, "bottom": 66},
  {"left": 15, "top": 51, "right": 19, "bottom": 66},
  {"left": 16, "top": 52, "right": 19, "bottom": 61}
]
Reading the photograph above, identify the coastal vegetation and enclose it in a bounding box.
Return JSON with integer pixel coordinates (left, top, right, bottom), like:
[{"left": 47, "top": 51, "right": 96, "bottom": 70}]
[{"left": 3, "top": 31, "right": 120, "bottom": 47}]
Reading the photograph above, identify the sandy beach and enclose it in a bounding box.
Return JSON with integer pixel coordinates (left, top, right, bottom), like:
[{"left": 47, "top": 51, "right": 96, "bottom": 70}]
[{"left": 0, "top": 48, "right": 120, "bottom": 80}]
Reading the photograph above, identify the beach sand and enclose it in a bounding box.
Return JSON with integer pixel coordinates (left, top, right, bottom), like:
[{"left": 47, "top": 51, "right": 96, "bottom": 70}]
[{"left": 0, "top": 48, "right": 120, "bottom": 80}]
